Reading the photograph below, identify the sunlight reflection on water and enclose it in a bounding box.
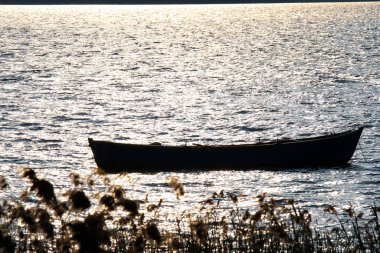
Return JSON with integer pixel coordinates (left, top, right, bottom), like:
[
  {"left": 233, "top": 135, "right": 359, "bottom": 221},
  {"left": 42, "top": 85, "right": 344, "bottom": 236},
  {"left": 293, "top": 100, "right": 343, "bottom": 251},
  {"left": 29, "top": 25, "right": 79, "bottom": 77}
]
[{"left": 0, "top": 2, "right": 379, "bottom": 225}]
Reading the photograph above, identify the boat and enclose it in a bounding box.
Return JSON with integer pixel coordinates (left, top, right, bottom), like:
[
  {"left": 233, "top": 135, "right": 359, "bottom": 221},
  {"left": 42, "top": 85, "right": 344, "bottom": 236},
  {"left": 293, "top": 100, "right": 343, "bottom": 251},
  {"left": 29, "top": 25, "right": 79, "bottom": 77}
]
[{"left": 88, "top": 127, "right": 364, "bottom": 173}]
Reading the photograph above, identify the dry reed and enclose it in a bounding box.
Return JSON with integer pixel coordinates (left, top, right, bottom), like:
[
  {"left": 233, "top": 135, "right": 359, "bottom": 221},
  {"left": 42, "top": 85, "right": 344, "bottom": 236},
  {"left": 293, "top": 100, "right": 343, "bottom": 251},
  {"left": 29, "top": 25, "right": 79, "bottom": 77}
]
[{"left": 0, "top": 169, "right": 378, "bottom": 252}]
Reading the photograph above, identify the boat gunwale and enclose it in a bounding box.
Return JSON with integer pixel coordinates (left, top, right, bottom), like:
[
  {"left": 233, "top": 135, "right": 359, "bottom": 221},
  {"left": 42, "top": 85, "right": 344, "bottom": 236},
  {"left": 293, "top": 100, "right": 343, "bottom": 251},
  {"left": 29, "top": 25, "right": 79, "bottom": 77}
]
[{"left": 88, "top": 127, "right": 364, "bottom": 149}]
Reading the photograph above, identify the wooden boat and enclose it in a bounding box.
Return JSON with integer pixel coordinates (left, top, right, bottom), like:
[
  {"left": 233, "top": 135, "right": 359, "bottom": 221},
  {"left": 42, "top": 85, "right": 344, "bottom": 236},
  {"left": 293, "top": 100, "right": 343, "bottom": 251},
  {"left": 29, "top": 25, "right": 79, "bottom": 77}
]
[{"left": 89, "top": 127, "right": 363, "bottom": 173}]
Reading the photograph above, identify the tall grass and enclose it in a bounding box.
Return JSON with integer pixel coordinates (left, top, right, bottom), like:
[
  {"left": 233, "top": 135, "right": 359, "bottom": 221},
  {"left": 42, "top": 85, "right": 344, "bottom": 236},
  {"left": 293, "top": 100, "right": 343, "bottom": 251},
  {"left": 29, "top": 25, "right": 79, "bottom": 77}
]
[{"left": 0, "top": 169, "right": 379, "bottom": 252}]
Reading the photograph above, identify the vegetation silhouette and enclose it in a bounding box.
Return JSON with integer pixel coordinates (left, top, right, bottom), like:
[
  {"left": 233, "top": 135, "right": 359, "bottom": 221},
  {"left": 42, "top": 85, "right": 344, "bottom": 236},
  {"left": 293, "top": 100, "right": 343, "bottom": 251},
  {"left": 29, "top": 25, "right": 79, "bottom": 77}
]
[{"left": 0, "top": 168, "right": 378, "bottom": 252}]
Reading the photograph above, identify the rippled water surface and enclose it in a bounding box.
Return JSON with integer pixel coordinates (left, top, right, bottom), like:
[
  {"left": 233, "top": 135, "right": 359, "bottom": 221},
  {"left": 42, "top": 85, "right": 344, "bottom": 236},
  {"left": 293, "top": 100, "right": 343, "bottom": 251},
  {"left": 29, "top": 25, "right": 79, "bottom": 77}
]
[{"left": 0, "top": 3, "right": 379, "bottom": 223}]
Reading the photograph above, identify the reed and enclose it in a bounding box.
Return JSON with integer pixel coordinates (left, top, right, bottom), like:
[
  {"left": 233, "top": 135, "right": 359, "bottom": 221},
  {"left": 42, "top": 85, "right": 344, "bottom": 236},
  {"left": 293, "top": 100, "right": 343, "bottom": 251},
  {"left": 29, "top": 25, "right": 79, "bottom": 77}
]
[{"left": 0, "top": 169, "right": 379, "bottom": 252}]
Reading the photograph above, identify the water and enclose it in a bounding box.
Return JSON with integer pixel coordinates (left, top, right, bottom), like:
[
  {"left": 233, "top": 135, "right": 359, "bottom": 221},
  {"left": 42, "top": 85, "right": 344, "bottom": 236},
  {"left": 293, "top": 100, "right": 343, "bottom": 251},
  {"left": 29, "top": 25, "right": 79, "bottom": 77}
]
[{"left": 0, "top": 3, "right": 379, "bottom": 225}]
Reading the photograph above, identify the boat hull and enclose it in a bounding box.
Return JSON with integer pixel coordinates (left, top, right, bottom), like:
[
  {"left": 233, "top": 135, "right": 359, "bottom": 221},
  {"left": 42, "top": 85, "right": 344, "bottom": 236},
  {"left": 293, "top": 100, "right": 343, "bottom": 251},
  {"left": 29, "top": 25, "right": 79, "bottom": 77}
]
[{"left": 89, "top": 127, "right": 363, "bottom": 173}]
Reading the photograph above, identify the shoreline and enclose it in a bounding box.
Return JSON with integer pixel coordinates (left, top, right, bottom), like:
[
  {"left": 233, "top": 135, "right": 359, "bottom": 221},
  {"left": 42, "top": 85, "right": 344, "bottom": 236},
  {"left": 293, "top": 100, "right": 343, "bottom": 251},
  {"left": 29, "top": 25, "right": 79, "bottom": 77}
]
[{"left": 0, "top": 0, "right": 377, "bottom": 5}]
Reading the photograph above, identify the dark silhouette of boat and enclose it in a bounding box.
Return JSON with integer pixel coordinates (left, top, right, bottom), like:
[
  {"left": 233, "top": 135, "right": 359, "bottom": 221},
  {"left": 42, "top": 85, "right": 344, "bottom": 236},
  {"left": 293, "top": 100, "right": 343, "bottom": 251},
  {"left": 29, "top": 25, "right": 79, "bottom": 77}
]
[{"left": 89, "top": 127, "right": 363, "bottom": 173}]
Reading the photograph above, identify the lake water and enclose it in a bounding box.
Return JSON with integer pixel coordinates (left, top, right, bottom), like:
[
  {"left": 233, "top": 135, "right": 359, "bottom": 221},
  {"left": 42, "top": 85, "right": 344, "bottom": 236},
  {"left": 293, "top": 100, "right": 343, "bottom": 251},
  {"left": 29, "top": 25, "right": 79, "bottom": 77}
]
[{"left": 0, "top": 2, "right": 379, "bottom": 225}]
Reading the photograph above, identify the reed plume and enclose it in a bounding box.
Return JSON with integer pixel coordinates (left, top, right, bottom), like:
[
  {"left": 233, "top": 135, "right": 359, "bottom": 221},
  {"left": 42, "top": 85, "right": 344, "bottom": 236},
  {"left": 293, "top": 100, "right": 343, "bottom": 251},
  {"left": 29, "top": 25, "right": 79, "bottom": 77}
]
[{"left": 0, "top": 171, "right": 378, "bottom": 252}]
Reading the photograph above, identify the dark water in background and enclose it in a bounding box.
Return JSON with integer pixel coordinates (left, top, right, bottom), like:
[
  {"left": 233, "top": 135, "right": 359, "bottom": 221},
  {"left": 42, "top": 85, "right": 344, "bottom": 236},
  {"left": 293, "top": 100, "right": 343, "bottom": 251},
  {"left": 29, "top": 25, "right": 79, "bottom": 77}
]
[{"left": 0, "top": 3, "right": 379, "bottom": 225}]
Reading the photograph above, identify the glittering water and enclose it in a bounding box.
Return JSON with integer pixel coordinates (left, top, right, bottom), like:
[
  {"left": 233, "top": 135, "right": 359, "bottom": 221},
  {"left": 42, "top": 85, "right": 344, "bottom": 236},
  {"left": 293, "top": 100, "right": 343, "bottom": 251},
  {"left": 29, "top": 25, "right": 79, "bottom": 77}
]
[{"left": 0, "top": 3, "right": 379, "bottom": 224}]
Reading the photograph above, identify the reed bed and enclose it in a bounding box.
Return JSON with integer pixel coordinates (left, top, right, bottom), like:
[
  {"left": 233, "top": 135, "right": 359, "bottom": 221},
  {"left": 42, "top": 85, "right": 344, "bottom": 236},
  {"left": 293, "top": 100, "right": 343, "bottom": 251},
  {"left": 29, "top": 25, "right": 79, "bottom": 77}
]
[{"left": 0, "top": 169, "right": 379, "bottom": 253}]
